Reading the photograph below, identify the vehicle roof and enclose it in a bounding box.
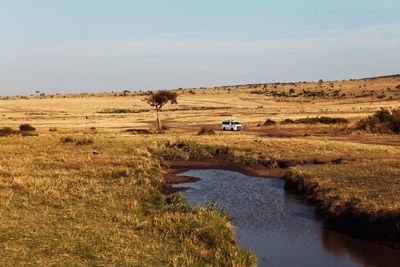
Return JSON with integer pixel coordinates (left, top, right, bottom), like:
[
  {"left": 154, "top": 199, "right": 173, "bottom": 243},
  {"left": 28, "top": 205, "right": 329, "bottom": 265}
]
[{"left": 222, "top": 120, "right": 240, "bottom": 123}]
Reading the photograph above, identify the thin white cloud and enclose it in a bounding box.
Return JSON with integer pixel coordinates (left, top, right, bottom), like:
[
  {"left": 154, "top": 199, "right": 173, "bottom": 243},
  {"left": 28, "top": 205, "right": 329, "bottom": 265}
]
[{"left": 0, "top": 23, "right": 399, "bottom": 95}]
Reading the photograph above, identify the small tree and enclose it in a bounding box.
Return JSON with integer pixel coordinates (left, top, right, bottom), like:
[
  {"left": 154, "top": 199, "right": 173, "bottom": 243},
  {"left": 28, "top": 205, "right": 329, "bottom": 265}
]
[{"left": 146, "top": 91, "right": 178, "bottom": 132}]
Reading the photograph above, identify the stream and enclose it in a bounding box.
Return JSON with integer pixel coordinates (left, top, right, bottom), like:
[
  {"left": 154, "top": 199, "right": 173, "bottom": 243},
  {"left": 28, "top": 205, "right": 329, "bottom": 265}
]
[{"left": 174, "top": 169, "right": 400, "bottom": 267}]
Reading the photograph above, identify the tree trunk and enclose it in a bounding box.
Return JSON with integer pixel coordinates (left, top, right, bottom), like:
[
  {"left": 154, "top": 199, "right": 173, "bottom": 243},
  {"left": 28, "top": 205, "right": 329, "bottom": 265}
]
[{"left": 156, "top": 108, "right": 162, "bottom": 133}]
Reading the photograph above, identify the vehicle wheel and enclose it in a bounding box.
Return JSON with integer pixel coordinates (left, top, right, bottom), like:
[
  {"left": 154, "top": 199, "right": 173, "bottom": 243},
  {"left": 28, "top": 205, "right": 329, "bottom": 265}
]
[
  {"left": 222, "top": 127, "right": 226, "bottom": 131},
  {"left": 231, "top": 128, "right": 234, "bottom": 131}
]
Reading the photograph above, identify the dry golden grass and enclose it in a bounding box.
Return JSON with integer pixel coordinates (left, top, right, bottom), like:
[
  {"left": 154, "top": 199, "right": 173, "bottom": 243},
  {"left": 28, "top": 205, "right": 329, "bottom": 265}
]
[
  {"left": 1, "top": 75, "right": 400, "bottom": 264},
  {"left": 1, "top": 75, "right": 399, "bottom": 135},
  {"left": 0, "top": 135, "right": 255, "bottom": 266}
]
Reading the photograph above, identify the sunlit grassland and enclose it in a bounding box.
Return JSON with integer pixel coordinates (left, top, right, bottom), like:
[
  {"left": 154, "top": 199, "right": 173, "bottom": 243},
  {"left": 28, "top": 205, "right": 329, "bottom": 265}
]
[
  {"left": 1, "top": 75, "right": 400, "bottom": 264},
  {"left": 0, "top": 135, "right": 255, "bottom": 266},
  {"left": 287, "top": 160, "right": 400, "bottom": 215},
  {"left": 159, "top": 133, "right": 400, "bottom": 217},
  {"left": 1, "top": 76, "right": 399, "bottom": 133}
]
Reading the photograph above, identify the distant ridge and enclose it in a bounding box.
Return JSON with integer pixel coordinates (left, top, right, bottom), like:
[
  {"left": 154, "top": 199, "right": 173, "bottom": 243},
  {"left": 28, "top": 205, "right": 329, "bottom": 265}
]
[{"left": 357, "top": 74, "right": 400, "bottom": 81}]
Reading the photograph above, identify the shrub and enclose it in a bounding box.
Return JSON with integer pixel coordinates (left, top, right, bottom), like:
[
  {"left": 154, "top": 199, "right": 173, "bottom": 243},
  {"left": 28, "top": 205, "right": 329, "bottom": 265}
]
[
  {"left": 0, "top": 127, "right": 16, "bottom": 137},
  {"left": 49, "top": 127, "right": 57, "bottom": 132},
  {"left": 60, "top": 136, "right": 75, "bottom": 143},
  {"left": 125, "top": 128, "right": 155, "bottom": 134},
  {"left": 60, "top": 136, "right": 94, "bottom": 145},
  {"left": 302, "top": 90, "right": 325, "bottom": 97},
  {"left": 296, "top": 116, "right": 349, "bottom": 124},
  {"left": 281, "top": 119, "right": 295, "bottom": 124},
  {"left": 198, "top": 127, "right": 215, "bottom": 135},
  {"left": 19, "top": 124, "right": 36, "bottom": 131},
  {"left": 75, "top": 137, "right": 94, "bottom": 145},
  {"left": 263, "top": 119, "right": 277, "bottom": 126},
  {"left": 357, "top": 108, "right": 400, "bottom": 134},
  {"left": 162, "top": 125, "right": 170, "bottom": 131},
  {"left": 281, "top": 117, "right": 349, "bottom": 125}
]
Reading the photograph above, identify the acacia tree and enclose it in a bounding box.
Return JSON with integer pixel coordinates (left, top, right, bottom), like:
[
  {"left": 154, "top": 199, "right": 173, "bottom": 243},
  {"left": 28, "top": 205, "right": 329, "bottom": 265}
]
[{"left": 146, "top": 91, "right": 178, "bottom": 132}]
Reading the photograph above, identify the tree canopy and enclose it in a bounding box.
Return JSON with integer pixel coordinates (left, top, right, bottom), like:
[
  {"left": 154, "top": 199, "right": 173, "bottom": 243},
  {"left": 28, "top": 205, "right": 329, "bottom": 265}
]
[{"left": 146, "top": 91, "right": 178, "bottom": 110}]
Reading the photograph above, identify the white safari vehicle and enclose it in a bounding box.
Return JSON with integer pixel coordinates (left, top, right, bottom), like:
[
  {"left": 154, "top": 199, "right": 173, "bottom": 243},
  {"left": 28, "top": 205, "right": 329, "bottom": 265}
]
[{"left": 221, "top": 120, "right": 242, "bottom": 131}]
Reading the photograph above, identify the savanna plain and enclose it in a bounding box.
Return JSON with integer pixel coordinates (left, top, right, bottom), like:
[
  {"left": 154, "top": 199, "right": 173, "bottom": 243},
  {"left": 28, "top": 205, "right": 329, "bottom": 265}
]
[{"left": 1, "top": 75, "right": 400, "bottom": 266}]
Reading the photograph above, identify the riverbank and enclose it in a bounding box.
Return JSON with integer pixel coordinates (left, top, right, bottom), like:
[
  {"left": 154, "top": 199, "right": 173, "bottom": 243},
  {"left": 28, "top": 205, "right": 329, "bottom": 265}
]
[
  {"left": 285, "top": 167, "right": 400, "bottom": 250},
  {"left": 163, "top": 152, "right": 400, "bottom": 251},
  {"left": 174, "top": 169, "right": 400, "bottom": 267}
]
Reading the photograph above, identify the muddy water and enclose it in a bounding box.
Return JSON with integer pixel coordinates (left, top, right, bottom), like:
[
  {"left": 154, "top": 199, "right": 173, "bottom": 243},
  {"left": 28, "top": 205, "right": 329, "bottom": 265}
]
[{"left": 175, "top": 169, "right": 400, "bottom": 267}]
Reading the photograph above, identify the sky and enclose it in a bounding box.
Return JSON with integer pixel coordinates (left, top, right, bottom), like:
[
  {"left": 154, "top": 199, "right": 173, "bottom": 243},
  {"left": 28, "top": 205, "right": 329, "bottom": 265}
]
[{"left": 0, "top": 0, "right": 399, "bottom": 95}]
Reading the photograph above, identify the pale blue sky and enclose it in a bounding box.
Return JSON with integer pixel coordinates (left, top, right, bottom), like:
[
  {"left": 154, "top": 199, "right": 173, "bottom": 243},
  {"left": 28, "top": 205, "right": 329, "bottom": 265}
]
[{"left": 0, "top": 0, "right": 399, "bottom": 95}]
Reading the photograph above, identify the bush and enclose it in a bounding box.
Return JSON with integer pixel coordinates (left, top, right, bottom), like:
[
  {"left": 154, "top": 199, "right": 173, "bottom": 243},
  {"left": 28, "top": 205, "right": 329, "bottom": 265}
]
[
  {"left": 281, "top": 119, "right": 295, "bottom": 124},
  {"left": 296, "top": 116, "right": 349, "bottom": 124},
  {"left": 60, "top": 136, "right": 94, "bottom": 145},
  {"left": 0, "top": 127, "right": 17, "bottom": 137},
  {"left": 49, "top": 127, "right": 57, "bottom": 132},
  {"left": 263, "top": 119, "right": 277, "bottom": 126},
  {"left": 75, "top": 137, "right": 94, "bottom": 145},
  {"left": 60, "top": 136, "right": 75, "bottom": 143},
  {"left": 198, "top": 127, "right": 215, "bottom": 135},
  {"left": 280, "top": 117, "right": 349, "bottom": 125},
  {"left": 357, "top": 108, "right": 400, "bottom": 134},
  {"left": 125, "top": 128, "right": 155, "bottom": 134},
  {"left": 19, "top": 124, "right": 36, "bottom": 131}
]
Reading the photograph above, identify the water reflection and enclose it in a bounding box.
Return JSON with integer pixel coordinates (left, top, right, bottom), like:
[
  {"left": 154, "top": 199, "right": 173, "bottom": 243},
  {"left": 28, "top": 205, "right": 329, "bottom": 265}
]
[
  {"left": 321, "top": 228, "right": 400, "bottom": 267},
  {"left": 175, "top": 169, "right": 400, "bottom": 267}
]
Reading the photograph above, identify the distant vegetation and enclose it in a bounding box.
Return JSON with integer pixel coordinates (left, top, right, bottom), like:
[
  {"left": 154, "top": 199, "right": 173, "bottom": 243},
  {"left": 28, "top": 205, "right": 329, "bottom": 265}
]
[
  {"left": 98, "top": 106, "right": 230, "bottom": 114},
  {"left": 250, "top": 89, "right": 346, "bottom": 98},
  {"left": 125, "top": 128, "right": 155, "bottom": 135},
  {"left": 263, "top": 119, "right": 277, "bottom": 126},
  {"left": 198, "top": 127, "right": 216, "bottom": 135},
  {"left": 281, "top": 116, "right": 349, "bottom": 125},
  {"left": 98, "top": 108, "right": 150, "bottom": 114},
  {"left": 0, "top": 127, "right": 17, "bottom": 137},
  {"left": 357, "top": 108, "right": 400, "bottom": 134},
  {"left": 60, "top": 135, "right": 94, "bottom": 145},
  {"left": 19, "top": 124, "right": 36, "bottom": 131},
  {"left": 0, "top": 124, "right": 37, "bottom": 137}
]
